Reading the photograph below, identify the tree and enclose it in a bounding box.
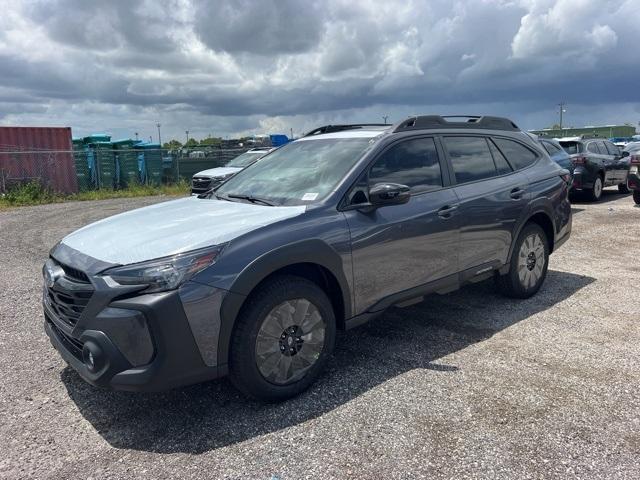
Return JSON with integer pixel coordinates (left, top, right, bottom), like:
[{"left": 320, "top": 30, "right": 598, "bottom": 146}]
[
  {"left": 185, "top": 138, "right": 199, "bottom": 148},
  {"left": 163, "top": 139, "right": 182, "bottom": 149},
  {"left": 200, "top": 136, "right": 221, "bottom": 146}
]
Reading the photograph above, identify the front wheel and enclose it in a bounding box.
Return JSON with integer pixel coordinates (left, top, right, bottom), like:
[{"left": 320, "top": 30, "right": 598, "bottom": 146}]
[
  {"left": 634, "top": 190, "right": 640, "bottom": 205},
  {"left": 496, "top": 223, "right": 549, "bottom": 299},
  {"left": 229, "top": 275, "right": 336, "bottom": 402}
]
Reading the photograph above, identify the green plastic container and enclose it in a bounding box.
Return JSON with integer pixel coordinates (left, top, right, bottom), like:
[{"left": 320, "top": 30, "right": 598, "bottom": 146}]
[
  {"left": 112, "top": 139, "right": 140, "bottom": 188},
  {"left": 135, "top": 143, "right": 162, "bottom": 186},
  {"left": 90, "top": 142, "right": 116, "bottom": 189},
  {"left": 72, "top": 139, "right": 93, "bottom": 191}
]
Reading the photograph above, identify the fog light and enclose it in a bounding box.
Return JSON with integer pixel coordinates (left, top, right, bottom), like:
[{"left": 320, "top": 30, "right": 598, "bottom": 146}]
[{"left": 82, "top": 342, "right": 103, "bottom": 373}]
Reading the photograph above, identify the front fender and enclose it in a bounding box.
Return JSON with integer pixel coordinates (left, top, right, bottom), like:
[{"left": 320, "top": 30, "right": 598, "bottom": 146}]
[{"left": 216, "top": 239, "right": 352, "bottom": 367}]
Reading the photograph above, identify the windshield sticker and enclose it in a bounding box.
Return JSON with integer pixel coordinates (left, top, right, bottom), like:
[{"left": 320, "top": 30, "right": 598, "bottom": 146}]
[{"left": 302, "top": 193, "right": 318, "bottom": 201}]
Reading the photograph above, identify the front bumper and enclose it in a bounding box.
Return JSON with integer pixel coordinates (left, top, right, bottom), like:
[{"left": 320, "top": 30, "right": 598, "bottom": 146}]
[{"left": 44, "top": 285, "right": 225, "bottom": 392}]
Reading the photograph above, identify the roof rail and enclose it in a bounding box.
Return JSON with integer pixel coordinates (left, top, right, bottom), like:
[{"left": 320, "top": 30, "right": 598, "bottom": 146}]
[
  {"left": 303, "top": 124, "right": 389, "bottom": 137},
  {"left": 393, "top": 115, "right": 520, "bottom": 133}
]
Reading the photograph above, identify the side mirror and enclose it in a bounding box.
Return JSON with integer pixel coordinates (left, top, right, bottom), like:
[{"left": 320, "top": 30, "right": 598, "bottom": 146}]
[
  {"left": 369, "top": 183, "right": 411, "bottom": 206},
  {"left": 622, "top": 151, "right": 630, "bottom": 158}
]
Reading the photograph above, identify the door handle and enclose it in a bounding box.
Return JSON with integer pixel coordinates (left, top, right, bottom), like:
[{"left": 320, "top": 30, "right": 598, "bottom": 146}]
[
  {"left": 437, "top": 204, "right": 459, "bottom": 218},
  {"left": 510, "top": 187, "right": 526, "bottom": 199}
]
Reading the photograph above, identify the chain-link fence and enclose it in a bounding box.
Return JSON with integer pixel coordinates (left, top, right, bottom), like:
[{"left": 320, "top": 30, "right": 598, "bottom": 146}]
[{"left": 0, "top": 146, "right": 251, "bottom": 194}]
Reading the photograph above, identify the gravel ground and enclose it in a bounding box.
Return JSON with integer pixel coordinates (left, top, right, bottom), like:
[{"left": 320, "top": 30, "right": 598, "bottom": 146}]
[{"left": 0, "top": 191, "right": 639, "bottom": 479}]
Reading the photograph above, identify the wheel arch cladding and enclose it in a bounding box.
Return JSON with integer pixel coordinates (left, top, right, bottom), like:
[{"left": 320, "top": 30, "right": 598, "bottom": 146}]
[
  {"left": 528, "top": 211, "right": 555, "bottom": 253},
  {"left": 217, "top": 240, "right": 351, "bottom": 367}
]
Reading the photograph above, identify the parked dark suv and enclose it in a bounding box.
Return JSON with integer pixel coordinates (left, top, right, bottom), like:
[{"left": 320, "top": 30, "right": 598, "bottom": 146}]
[
  {"left": 43, "top": 116, "right": 572, "bottom": 401},
  {"left": 558, "top": 137, "right": 630, "bottom": 201}
]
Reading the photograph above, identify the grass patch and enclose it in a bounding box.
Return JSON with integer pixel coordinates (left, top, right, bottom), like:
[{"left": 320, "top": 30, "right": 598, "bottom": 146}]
[{"left": 0, "top": 181, "right": 190, "bottom": 209}]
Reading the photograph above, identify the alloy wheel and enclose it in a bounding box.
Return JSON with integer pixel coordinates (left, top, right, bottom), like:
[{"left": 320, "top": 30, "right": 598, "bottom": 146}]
[
  {"left": 517, "top": 233, "right": 546, "bottom": 289},
  {"left": 255, "top": 298, "right": 326, "bottom": 385}
]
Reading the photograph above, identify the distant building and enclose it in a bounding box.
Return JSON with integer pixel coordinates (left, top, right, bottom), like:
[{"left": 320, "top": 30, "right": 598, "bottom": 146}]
[{"left": 530, "top": 124, "right": 637, "bottom": 139}]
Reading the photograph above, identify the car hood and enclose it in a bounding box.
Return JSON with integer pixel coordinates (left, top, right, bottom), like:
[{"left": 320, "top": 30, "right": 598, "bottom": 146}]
[
  {"left": 61, "top": 197, "right": 306, "bottom": 265},
  {"left": 194, "top": 166, "right": 243, "bottom": 178}
]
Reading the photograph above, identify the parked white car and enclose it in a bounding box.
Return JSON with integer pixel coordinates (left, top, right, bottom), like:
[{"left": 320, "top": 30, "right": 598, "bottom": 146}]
[{"left": 191, "top": 147, "right": 275, "bottom": 195}]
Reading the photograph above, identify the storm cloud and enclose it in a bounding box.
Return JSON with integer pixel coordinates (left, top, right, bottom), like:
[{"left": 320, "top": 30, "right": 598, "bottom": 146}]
[{"left": 1, "top": 0, "right": 638, "bottom": 140}]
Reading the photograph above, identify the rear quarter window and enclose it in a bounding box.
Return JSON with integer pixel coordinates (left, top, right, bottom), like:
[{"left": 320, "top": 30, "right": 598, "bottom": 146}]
[
  {"left": 559, "top": 142, "right": 581, "bottom": 155},
  {"left": 492, "top": 138, "right": 538, "bottom": 170}
]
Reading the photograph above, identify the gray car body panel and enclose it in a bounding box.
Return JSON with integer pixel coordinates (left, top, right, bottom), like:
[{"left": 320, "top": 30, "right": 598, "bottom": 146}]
[{"left": 43, "top": 122, "right": 572, "bottom": 390}]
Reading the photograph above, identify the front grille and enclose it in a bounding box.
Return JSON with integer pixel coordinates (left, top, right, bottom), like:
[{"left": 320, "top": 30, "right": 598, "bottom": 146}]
[
  {"left": 47, "top": 317, "right": 83, "bottom": 359},
  {"left": 45, "top": 261, "right": 94, "bottom": 328},
  {"left": 192, "top": 177, "right": 213, "bottom": 192},
  {"left": 59, "top": 262, "right": 90, "bottom": 283}
]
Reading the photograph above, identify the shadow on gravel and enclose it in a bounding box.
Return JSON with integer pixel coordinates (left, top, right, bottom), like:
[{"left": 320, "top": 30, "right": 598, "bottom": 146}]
[
  {"left": 62, "top": 269, "right": 594, "bottom": 454},
  {"left": 571, "top": 189, "right": 631, "bottom": 205}
]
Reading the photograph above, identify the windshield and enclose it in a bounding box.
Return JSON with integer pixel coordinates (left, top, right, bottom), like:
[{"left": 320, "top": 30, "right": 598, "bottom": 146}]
[
  {"left": 559, "top": 141, "right": 582, "bottom": 155},
  {"left": 227, "top": 151, "right": 266, "bottom": 168},
  {"left": 216, "top": 137, "right": 375, "bottom": 205}
]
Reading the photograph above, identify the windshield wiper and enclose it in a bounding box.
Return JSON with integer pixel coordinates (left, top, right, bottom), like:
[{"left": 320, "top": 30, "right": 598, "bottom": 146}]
[{"left": 226, "top": 193, "right": 276, "bottom": 206}]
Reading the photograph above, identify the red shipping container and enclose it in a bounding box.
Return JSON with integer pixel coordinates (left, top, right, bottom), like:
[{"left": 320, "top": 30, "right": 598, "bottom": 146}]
[{"left": 0, "top": 126, "right": 78, "bottom": 193}]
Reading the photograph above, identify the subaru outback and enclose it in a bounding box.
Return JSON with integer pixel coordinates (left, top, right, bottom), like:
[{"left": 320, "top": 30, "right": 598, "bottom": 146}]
[{"left": 43, "top": 115, "right": 572, "bottom": 402}]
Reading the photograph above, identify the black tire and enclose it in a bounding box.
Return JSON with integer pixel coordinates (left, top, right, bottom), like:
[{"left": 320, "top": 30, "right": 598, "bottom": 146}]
[
  {"left": 618, "top": 181, "right": 631, "bottom": 194},
  {"left": 496, "top": 223, "right": 549, "bottom": 299},
  {"left": 586, "top": 175, "right": 603, "bottom": 202},
  {"left": 228, "top": 275, "right": 336, "bottom": 402},
  {"left": 634, "top": 190, "right": 640, "bottom": 205}
]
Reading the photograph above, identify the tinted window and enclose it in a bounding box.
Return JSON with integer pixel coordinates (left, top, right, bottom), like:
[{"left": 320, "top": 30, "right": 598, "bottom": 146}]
[
  {"left": 596, "top": 141, "right": 608, "bottom": 155},
  {"left": 542, "top": 141, "right": 562, "bottom": 155},
  {"left": 488, "top": 140, "right": 513, "bottom": 175},
  {"left": 587, "top": 142, "right": 600, "bottom": 154},
  {"left": 603, "top": 141, "right": 619, "bottom": 156},
  {"left": 444, "top": 137, "right": 497, "bottom": 183},
  {"left": 493, "top": 138, "right": 538, "bottom": 170},
  {"left": 369, "top": 137, "right": 442, "bottom": 192},
  {"left": 559, "top": 141, "right": 581, "bottom": 155}
]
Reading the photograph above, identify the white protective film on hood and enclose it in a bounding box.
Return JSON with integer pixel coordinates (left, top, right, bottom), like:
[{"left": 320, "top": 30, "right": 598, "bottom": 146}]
[
  {"left": 61, "top": 196, "right": 306, "bottom": 265},
  {"left": 193, "top": 166, "right": 243, "bottom": 178}
]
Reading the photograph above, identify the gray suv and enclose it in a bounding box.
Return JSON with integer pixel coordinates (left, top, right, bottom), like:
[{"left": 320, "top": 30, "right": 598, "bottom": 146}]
[{"left": 43, "top": 115, "right": 572, "bottom": 401}]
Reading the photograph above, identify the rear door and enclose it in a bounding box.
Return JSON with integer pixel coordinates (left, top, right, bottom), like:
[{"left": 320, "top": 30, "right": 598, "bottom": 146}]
[
  {"left": 344, "top": 136, "right": 460, "bottom": 313},
  {"left": 441, "top": 135, "right": 528, "bottom": 273},
  {"left": 587, "top": 141, "right": 615, "bottom": 184},
  {"left": 603, "top": 140, "right": 628, "bottom": 183}
]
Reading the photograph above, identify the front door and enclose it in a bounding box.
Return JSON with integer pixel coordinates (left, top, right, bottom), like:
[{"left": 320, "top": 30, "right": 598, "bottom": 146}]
[{"left": 343, "top": 136, "right": 460, "bottom": 314}]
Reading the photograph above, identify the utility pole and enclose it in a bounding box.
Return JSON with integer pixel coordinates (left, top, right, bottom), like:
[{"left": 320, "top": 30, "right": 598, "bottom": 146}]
[
  {"left": 558, "top": 102, "right": 566, "bottom": 131},
  {"left": 382, "top": 115, "right": 389, "bottom": 125},
  {"left": 156, "top": 123, "right": 161, "bottom": 146},
  {"left": 135, "top": 132, "right": 139, "bottom": 141},
  {"left": 185, "top": 130, "right": 189, "bottom": 145},
  {"left": 290, "top": 128, "right": 293, "bottom": 140}
]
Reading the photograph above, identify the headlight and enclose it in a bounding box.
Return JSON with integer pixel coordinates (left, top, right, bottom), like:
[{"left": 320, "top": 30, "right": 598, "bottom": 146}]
[{"left": 101, "top": 244, "right": 226, "bottom": 293}]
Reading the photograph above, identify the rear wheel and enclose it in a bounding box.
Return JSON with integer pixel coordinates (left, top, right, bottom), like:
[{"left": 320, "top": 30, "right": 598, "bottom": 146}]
[
  {"left": 618, "top": 181, "right": 631, "bottom": 194},
  {"left": 634, "top": 190, "right": 640, "bottom": 205},
  {"left": 229, "top": 275, "right": 336, "bottom": 402},
  {"left": 496, "top": 223, "right": 549, "bottom": 299},
  {"left": 586, "top": 176, "right": 603, "bottom": 202}
]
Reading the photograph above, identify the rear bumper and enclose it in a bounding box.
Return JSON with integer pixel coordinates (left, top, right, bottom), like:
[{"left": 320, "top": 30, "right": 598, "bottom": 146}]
[{"left": 44, "top": 287, "right": 224, "bottom": 392}]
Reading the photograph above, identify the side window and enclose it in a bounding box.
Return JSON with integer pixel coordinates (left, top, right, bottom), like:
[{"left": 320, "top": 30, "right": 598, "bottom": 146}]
[
  {"left": 369, "top": 137, "right": 443, "bottom": 193},
  {"left": 488, "top": 139, "right": 513, "bottom": 175},
  {"left": 596, "top": 141, "right": 608, "bottom": 155},
  {"left": 540, "top": 141, "right": 554, "bottom": 155},
  {"left": 587, "top": 142, "right": 600, "bottom": 154},
  {"left": 543, "top": 141, "right": 562, "bottom": 156},
  {"left": 444, "top": 136, "right": 497, "bottom": 183},
  {"left": 492, "top": 138, "right": 538, "bottom": 170},
  {"left": 603, "top": 141, "right": 618, "bottom": 156}
]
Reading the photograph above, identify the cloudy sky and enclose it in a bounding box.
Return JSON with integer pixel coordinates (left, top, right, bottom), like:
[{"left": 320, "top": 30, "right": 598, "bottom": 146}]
[{"left": 1, "top": 0, "right": 639, "bottom": 142}]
